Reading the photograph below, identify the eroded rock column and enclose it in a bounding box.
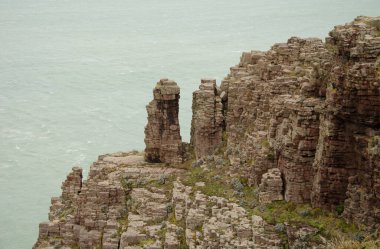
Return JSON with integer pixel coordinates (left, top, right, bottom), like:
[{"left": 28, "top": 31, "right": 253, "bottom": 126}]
[
  {"left": 191, "top": 79, "right": 224, "bottom": 159},
  {"left": 144, "top": 79, "right": 182, "bottom": 164}
]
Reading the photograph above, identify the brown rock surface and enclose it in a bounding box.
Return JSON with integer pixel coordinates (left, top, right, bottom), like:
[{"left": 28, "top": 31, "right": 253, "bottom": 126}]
[
  {"left": 310, "top": 17, "right": 380, "bottom": 218},
  {"left": 144, "top": 79, "right": 183, "bottom": 164},
  {"left": 191, "top": 79, "right": 224, "bottom": 159},
  {"left": 34, "top": 151, "right": 185, "bottom": 249},
  {"left": 258, "top": 168, "right": 284, "bottom": 204},
  {"left": 34, "top": 16, "right": 380, "bottom": 249},
  {"left": 35, "top": 153, "right": 287, "bottom": 249},
  {"left": 220, "top": 36, "right": 328, "bottom": 201},
  {"left": 216, "top": 16, "right": 379, "bottom": 227}
]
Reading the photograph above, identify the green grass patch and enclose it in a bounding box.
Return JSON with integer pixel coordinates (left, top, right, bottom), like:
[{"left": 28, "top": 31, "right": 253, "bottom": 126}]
[
  {"left": 261, "top": 138, "right": 270, "bottom": 148},
  {"left": 250, "top": 201, "right": 361, "bottom": 239},
  {"left": 157, "top": 228, "right": 167, "bottom": 242},
  {"left": 139, "top": 238, "right": 155, "bottom": 247},
  {"left": 187, "top": 166, "right": 234, "bottom": 199},
  {"left": 181, "top": 161, "right": 258, "bottom": 207}
]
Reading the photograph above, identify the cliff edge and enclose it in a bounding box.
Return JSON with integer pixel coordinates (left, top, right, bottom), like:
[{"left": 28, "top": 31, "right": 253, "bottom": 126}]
[{"left": 34, "top": 16, "right": 380, "bottom": 249}]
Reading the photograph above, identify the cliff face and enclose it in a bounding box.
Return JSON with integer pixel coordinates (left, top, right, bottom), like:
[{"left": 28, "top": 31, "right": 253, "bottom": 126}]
[
  {"left": 313, "top": 21, "right": 380, "bottom": 223},
  {"left": 34, "top": 17, "right": 379, "bottom": 249},
  {"left": 216, "top": 16, "right": 379, "bottom": 226}
]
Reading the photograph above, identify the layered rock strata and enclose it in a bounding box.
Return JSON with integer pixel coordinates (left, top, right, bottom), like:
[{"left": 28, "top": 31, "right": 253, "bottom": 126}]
[
  {"left": 144, "top": 79, "right": 182, "bottom": 164},
  {"left": 258, "top": 168, "right": 284, "bottom": 204},
  {"left": 34, "top": 152, "right": 185, "bottom": 249},
  {"left": 221, "top": 37, "right": 329, "bottom": 202},
  {"left": 311, "top": 19, "right": 380, "bottom": 216},
  {"left": 34, "top": 16, "right": 380, "bottom": 249},
  {"left": 35, "top": 153, "right": 329, "bottom": 249},
  {"left": 219, "top": 16, "right": 379, "bottom": 226},
  {"left": 191, "top": 79, "right": 224, "bottom": 159}
]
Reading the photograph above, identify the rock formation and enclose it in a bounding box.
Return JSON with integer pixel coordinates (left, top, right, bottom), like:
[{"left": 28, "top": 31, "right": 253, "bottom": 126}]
[
  {"left": 34, "top": 151, "right": 185, "bottom": 249},
  {"left": 34, "top": 16, "right": 380, "bottom": 249},
  {"left": 258, "top": 168, "right": 284, "bottom": 204},
  {"left": 311, "top": 19, "right": 380, "bottom": 220},
  {"left": 220, "top": 16, "right": 379, "bottom": 226},
  {"left": 221, "top": 37, "right": 329, "bottom": 201},
  {"left": 144, "top": 79, "right": 182, "bottom": 164},
  {"left": 191, "top": 79, "right": 224, "bottom": 159}
]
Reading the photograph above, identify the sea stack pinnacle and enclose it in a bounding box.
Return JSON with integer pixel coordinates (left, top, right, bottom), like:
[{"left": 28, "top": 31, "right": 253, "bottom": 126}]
[
  {"left": 191, "top": 79, "right": 224, "bottom": 159},
  {"left": 144, "top": 79, "right": 183, "bottom": 164}
]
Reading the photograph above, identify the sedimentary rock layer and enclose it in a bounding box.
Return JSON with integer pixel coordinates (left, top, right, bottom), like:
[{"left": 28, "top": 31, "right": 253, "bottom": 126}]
[
  {"left": 34, "top": 152, "right": 185, "bottom": 249},
  {"left": 144, "top": 79, "right": 182, "bottom": 164},
  {"left": 258, "top": 168, "right": 284, "bottom": 204},
  {"left": 191, "top": 79, "right": 224, "bottom": 159},
  {"left": 219, "top": 16, "right": 379, "bottom": 226},
  {"left": 34, "top": 16, "right": 380, "bottom": 249}
]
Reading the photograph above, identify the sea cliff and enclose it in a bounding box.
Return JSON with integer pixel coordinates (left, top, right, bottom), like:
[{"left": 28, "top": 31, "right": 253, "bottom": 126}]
[{"left": 34, "top": 16, "right": 380, "bottom": 249}]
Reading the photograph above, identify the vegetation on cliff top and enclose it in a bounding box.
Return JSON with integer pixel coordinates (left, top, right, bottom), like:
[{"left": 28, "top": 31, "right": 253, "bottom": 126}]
[{"left": 171, "top": 153, "right": 380, "bottom": 249}]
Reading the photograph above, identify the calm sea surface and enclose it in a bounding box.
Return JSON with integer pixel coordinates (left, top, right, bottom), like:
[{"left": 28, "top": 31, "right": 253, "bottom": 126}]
[{"left": 0, "top": 0, "right": 378, "bottom": 248}]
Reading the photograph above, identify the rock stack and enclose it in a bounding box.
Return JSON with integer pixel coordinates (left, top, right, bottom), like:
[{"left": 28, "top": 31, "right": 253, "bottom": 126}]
[
  {"left": 191, "top": 79, "right": 224, "bottom": 159},
  {"left": 144, "top": 79, "right": 183, "bottom": 164}
]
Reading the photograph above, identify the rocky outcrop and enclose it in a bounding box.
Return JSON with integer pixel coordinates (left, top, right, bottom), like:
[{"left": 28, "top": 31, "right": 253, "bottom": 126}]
[
  {"left": 144, "top": 79, "right": 182, "bottom": 164},
  {"left": 286, "top": 224, "right": 321, "bottom": 249},
  {"left": 34, "top": 152, "right": 185, "bottom": 249},
  {"left": 181, "top": 185, "right": 260, "bottom": 248},
  {"left": 35, "top": 152, "right": 331, "bottom": 249},
  {"left": 251, "top": 215, "right": 285, "bottom": 249},
  {"left": 342, "top": 135, "right": 380, "bottom": 226},
  {"left": 218, "top": 16, "right": 379, "bottom": 227},
  {"left": 34, "top": 16, "right": 380, "bottom": 249},
  {"left": 310, "top": 17, "right": 380, "bottom": 215},
  {"left": 220, "top": 37, "right": 329, "bottom": 202},
  {"left": 258, "top": 168, "right": 284, "bottom": 204},
  {"left": 60, "top": 167, "right": 82, "bottom": 204},
  {"left": 191, "top": 79, "right": 224, "bottom": 159}
]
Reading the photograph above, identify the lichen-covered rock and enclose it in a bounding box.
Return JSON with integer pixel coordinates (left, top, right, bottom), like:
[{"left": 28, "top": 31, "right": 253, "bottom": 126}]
[
  {"left": 252, "top": 215, "right": 284, "bottom": 249},
  {"left": 191, "top": 79, "right": 224, "bottom": 159},
  {"left": 172, "top": 180, "right": 192, "bottom": 221},
  {"left": 286, "top": 224, "right": 324, "bottom": 249},
  {"left": 258, "top": 168, "right": 284, "bottom": 204},
  {"left": 172, "top": 184, "right": 283, "bottom": 249},
  {"left": 144, "top": 79, "right": 183, "bottom": 164}
]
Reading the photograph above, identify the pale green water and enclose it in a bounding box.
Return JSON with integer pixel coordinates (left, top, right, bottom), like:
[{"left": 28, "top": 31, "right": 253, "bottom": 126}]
[{"left": 0, "top": 0, "right": 378, "bottom": 248}]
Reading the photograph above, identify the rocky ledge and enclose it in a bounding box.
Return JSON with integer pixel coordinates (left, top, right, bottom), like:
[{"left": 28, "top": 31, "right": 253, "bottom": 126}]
[
  {"left": 34, "top": 16, "right": 380, "bottom": 249},
  {"left": 33, "top": 152, "right": 328, "bottom": 249}
]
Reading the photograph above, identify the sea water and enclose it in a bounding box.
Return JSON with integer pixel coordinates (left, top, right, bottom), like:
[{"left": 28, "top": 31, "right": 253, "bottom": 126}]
[{"left": 0, "top": 0, "right": 378, "bottom": 248}]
